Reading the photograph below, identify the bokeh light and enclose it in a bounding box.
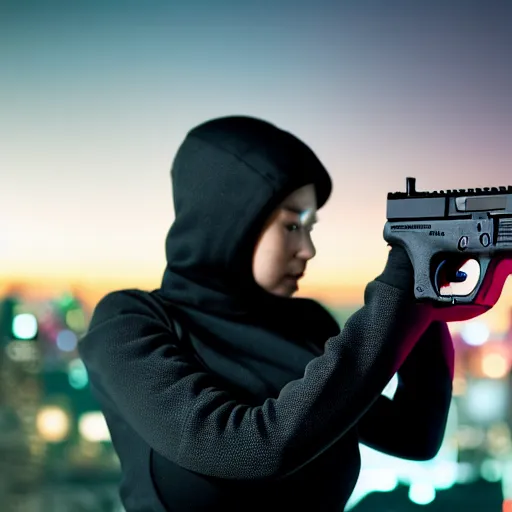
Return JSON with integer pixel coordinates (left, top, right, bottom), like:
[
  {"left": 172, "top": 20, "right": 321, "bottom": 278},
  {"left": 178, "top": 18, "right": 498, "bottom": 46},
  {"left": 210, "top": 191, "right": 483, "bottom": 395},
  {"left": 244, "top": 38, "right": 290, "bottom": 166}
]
[
  {"left": 482, "top": 353, "right": 509, "bottom": 379},
  {"left": 461, "top": 321, "right": 490, "bottom": 346},
  {"left": 36, "top": 406, "right": 70, "bottom": 443},
  {"left": 68, "top": 358, "right": 89, "bottom": 389},
  {"left": 78, "top": 412, "right": 110, "bottom": 442},
  {"left": 12, "top": 313, "right": 38, "bottom": 340},
  {"left": 56, "top": 329, "right": 78, "bottom": 352},
  {"left": 408, "top": 482, "right": 436, "bottom": 506}
]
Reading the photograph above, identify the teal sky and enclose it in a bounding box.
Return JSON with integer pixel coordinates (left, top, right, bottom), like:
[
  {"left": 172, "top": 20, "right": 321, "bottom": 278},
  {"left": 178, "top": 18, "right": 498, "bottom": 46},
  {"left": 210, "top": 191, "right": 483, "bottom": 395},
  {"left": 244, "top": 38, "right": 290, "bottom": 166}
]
[{"left": 2, "top": 0, "right": 512, "bottom": 329}]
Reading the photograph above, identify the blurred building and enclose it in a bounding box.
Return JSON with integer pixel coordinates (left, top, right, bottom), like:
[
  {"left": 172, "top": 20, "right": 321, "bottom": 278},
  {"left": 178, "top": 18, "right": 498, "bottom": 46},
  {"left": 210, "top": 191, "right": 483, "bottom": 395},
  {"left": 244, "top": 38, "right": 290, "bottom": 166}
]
[
  {"left": 0, "top": 294, "right": 44, "bottom": 511},
  {"left": 0, "top": 292, "right": 120, "bottom": 511}
]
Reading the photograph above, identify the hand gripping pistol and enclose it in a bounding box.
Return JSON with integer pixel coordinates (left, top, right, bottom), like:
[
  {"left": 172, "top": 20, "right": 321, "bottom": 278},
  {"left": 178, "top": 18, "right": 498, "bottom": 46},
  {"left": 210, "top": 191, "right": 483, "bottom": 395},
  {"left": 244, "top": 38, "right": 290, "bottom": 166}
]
[{"left": 384, "top": 177, "right": 512, "bottom": 320}]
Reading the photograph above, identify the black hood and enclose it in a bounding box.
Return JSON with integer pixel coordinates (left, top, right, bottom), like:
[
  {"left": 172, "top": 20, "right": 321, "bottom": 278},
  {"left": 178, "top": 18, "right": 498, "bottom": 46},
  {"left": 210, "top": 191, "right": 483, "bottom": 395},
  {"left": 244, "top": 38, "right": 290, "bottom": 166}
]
[{"left": 160, "top": 115, "right": 337, "bottom": 332}]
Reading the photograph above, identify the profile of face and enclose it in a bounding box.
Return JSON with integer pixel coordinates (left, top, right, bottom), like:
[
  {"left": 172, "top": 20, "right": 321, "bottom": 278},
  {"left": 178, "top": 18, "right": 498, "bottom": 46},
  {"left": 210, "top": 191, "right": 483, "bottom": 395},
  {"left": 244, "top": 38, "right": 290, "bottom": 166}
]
[{"left": 252, "top": 184, "right": 318, "bottom": 298}]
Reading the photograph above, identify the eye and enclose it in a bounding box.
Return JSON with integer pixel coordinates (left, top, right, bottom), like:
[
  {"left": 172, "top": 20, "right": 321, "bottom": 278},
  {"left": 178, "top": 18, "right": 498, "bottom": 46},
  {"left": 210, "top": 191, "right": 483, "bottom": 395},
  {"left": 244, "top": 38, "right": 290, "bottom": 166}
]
[{"left": 286, "top": 224, "right": 314, "bottom": 233}]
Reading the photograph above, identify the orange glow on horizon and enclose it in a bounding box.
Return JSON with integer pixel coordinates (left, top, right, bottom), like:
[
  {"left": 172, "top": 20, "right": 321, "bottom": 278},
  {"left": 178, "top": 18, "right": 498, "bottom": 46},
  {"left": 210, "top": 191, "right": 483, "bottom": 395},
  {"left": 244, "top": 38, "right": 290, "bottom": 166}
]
[
  {"left": 1, "top": 273, "right": 511, "bottom": 334},
  {"left": 0, "top": 273, "right": 364, "bottom": 309}
]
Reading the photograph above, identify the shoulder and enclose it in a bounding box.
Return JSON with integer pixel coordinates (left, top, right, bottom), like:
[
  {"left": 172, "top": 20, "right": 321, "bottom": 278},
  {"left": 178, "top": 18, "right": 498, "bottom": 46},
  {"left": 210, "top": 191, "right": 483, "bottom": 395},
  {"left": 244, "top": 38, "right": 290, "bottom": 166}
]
[{"left": 90, "top": 288, "right": 171, "bottom": 328}]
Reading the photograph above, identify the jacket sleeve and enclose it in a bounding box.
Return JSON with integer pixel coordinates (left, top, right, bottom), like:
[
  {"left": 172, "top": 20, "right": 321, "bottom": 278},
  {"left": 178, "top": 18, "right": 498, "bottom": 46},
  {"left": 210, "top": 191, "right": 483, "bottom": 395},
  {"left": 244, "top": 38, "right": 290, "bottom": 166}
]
[
  {"left": 78, "top": 280, "right": 432, "bottom": 481},
  {"left": 357, "top": 321, "right": 454, "bottom": 460}
]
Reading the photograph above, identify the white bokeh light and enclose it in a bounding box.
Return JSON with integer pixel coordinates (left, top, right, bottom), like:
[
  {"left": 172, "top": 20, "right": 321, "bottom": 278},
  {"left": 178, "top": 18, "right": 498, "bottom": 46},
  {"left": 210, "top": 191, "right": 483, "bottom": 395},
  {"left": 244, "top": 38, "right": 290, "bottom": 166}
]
[
  {"left": 12, "top": 313, "right": 38, "bottom": 340},
  {"left": 460, "top": 321, "right": 490, "bottom": 346}
]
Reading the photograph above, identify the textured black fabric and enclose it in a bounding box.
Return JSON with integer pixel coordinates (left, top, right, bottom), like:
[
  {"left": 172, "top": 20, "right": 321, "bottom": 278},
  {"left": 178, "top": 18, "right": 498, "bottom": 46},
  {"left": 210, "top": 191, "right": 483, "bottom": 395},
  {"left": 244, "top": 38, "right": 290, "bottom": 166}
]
[
  {"left": 357, "top": 320, "right": 453, "bottom": 460},
  {"left": 80, "top": 282, "right": 435, "bottom": 511},
  {"left": 78, "top": 116, "right": 451, "bottom": 512},
  {"left": 375, "top": 245, "right": 415, "bottom": 293}
]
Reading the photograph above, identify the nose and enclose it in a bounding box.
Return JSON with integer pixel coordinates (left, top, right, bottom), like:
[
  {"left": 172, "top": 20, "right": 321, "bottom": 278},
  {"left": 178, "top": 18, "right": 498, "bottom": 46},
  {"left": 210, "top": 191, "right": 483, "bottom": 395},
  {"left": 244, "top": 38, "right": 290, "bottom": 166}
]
[{"left": 296, "top": 232, "right": 316, "bottom": 261}]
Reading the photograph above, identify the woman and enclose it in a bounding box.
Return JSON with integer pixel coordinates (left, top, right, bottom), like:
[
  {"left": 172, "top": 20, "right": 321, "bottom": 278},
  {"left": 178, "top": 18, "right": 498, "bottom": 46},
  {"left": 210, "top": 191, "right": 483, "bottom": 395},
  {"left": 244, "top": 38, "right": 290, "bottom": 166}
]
[{"left": 79, "top": 116, "right": 455, "bottom": 511}]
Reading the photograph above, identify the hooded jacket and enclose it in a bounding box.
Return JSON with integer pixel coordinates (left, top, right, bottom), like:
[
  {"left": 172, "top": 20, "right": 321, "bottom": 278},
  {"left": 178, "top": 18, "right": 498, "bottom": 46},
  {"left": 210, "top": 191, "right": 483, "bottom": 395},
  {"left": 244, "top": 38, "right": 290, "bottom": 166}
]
[{"left": 78, "top": 116, "right": 453, "bottom": 512}]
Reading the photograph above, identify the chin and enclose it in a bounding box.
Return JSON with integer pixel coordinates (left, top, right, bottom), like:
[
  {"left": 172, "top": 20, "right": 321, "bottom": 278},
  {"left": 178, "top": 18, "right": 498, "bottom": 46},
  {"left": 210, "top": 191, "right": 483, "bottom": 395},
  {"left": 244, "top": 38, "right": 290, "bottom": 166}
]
[{"left": 279, "top": 284, "right": 298, "bottom": 298}]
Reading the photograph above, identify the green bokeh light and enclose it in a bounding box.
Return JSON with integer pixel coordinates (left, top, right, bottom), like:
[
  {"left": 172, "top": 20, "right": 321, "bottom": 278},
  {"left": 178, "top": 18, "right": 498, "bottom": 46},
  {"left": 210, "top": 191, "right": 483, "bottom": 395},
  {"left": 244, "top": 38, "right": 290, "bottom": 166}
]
[{"left": 68, "top": 359, "right": 89, "bottom": 390}]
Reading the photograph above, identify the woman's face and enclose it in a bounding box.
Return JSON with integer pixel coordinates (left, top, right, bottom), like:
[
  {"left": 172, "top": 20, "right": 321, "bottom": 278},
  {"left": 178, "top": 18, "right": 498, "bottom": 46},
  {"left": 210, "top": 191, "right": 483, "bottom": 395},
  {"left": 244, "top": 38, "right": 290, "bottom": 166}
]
[{"left": 252, "top": 184, "right": 318, "bottom": 297}]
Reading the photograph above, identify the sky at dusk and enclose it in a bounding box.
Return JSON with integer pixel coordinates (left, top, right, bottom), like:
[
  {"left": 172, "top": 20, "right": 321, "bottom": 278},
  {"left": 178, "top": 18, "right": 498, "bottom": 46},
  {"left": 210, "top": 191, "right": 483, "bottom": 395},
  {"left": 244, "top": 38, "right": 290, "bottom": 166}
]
[{"left": 2, "top": 0, "right": 512, "bottom": 331}]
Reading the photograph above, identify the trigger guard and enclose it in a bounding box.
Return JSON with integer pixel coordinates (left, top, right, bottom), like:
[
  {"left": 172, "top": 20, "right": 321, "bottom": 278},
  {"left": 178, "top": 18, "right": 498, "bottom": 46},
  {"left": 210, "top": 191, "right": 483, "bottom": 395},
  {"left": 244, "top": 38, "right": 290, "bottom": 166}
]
[
  {"left": 434, "top": 258, "right": 479, "bottom": 297},
  {"left": 433, "top": 260, "right": 446, "bottom": 295}
]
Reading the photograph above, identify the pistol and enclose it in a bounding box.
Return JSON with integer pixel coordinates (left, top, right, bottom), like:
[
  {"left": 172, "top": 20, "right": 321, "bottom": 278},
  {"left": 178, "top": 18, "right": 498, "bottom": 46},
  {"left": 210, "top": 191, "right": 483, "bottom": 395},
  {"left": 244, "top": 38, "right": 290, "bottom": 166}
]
[{"left": 383, "top": 177, "right": 512, "bottom": 318}]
